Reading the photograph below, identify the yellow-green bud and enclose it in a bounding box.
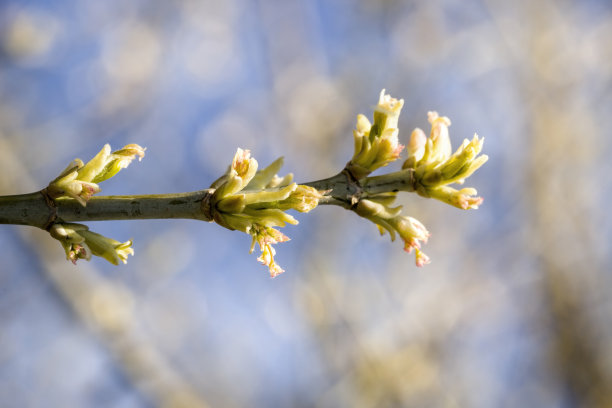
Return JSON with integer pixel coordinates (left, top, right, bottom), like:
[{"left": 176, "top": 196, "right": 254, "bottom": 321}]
[
  {"left": 214, "top": 148, "right": 258, "bottom": 198},
  {"left": 277, "top": 185, "right": 326, "bottom": 213},
  {"left": 215, "top": 194, "right": 246, "bottom": 213},
  {"left": 427, "top": 185, "right": 484, "bottom": 209},
  {"left": 427, "top": 111, "right": 452, "bottom": 162},
  {"left": 242, "top": 183, "right": 297, "bottom": 206},
  {"left": 77, "top": 143, "right": 145, "bottom": 183},
  {"left": 403, "top": 128, "right": 427, "bottom": 169},
  {"left": 47, "top": 144, "right": 145, "bottom": 206},
  {"left": 247, "top": 157, "right": 293, "bottom": 190},
  {"left": 348, "top": 90, "right": 405, "bottom": 178},
  {"left": 372, "top": 89, "right": 404, "bottom": 137},
  {"left": 248, "top": 224, "right": 290, "bottom": 277},
  {"left": 49, "top": 223, "right": 133, "bottom": 265},
  {"left": 353, "top": 194, "right": 431, "bottom": 267},
  {"left": 79, "top": 230, "right": 134, "bottom": 265}
]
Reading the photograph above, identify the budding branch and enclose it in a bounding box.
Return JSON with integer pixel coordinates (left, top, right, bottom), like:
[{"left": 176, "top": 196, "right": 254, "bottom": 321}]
[{"left": 0, "top": 91, "right": 487, "bottom": 272}]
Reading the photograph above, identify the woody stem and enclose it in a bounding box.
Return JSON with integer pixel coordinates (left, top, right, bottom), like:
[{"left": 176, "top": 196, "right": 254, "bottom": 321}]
[{"left": 0, "top": 168, "right": 417, "bottom": 229}]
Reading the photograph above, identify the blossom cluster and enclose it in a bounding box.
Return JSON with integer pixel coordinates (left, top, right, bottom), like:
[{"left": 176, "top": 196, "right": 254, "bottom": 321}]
[
  {"left": 49, "top": 222, "right": 134, "bottom": 265},
  {"left": 47, "top": 144, "right": 145, "bottom": 206},
  {"left": 403, "top": 112, "right": 488, "bottom": 209},
  {"left": 347, "top": 90, "right": 405, "bottom": 179},
  {"left": 355, "top": 194, "right": 431, "bottom": 266},
  {"left": 210, "top": 148, "right": 325, "bottom": 277},
  {"left": 46, "top": 143, "right": 144, "bottom": 265},
  {"left": 348, "top": 93, "right": 487, "bottom": 266}
]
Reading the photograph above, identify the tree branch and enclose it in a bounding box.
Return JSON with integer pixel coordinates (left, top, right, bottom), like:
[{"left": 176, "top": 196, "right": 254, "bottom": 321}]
[
  {"left": 0, "top": 168, "right": 417, "bottom": 229},
  {"left": 0, "top": 192, "right": 52, "bottom": 228}
]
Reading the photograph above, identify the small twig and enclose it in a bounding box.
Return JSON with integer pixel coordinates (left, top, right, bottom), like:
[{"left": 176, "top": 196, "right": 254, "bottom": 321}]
[{"left": 0, "top": 170, "right": 416, "bottom": 228}]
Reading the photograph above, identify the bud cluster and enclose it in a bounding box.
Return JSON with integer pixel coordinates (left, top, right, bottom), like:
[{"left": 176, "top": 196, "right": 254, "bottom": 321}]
[
  {"left": 346, "top": 93, "right": 488, "bottom": 266},
  {"left": 45, "top": 143, "right": 144, "bottom": 265},
  {"left": 403, "top": 112, "right": 488, "bottom": 209},
  {"left": 49, "top": 222, "right": 134, "bottom": 265},
  {"left": 347, "top": 90, "right": 405, "bottom": 179},
  {"left": 210, "top": 148, "right": 325, "bottom": 277},
  {"left": 355, "top": 193, "right": 431, "bottom": 267},
  {"left": 47, "top": 144, "right": 145, "bottom": 206}
]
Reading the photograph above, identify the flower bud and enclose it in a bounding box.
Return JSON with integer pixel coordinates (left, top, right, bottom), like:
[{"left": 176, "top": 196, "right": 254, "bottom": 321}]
[
  {"left": 352, "top": 114, "right": 372, "bottom": 160},
  {"left": 75, "top": 144, "right": 112, "bottom": 183},
  {"left": 354, "top": 194, "right": 431, "bottom": 267},
  {"left": 214, "top": 174, "right": 244, "bottom": 200},
  {"left": 389, "top": 215, "right": 430, "bottom": 253},
  {"left": 247, "top": 157, "right": 293, "bottom": 190},
  {"left": 405, "top": 112, "right": 487, "bottom": 209},
  {"left": 242, "top": 183, "right": 297, "bottom": 206},
  {"left": 77, "top": 143, "right": 146, "bottom": 183},
  {"left": 49, "top": 223, "right": 133, "bottom": 265},
  {"left": 277, "top": 185, "right": 326, "bottom": 213},
  {"left": 373, "top": 89, "right": 404, "bottom": 133},
  {"left": 415, "top": 248, "right": 431, "bottom": 267},
  {"left": 249, "top": 224, "right": 290, "bottom": 278},
  {"left": 215, "top": 194, "right": 246, "bottom": 213},
  {"left": 89, "top": 144, "right": 146, "bottom": 183},
  {"left": 439, "top": 134, "right": 487, "bottom": 182},
  {"left": 258, "top": 244, "right": 283, "bottom": 277},
  {"left": 427, "top": 111, "right": 452, "bottom": 162},
  {"left": 355, "top": 199, "right": 402, "bottom": 219},
  {"left": 47, "top": 144, "right": 145, "bottom": 206},
  {"left": 427, "top": 185, "right": 484, "bottom": 210},
  {"left": 242, "top": 208, "right": 298, "bottom": 228},
  {"left": 79, "top": 230, "right": 134, "bottom": 265},
  {"left": 49, "top": 223, "right": 92, "bottom": 264},
  {"left": 356, "top": 114, "right": 372, "bottom": 135},
  {"left": 46, "top": 160, "right": 101, "bottom": 206},
  {"left": 214, "top": 148, "right": 258, "bottom": 198},
  {"left": 348, "top": 90, "right": 405, "bottom": 178},
  {"left": 209, "top": 149, "right": 301, "bottom": 275},
  {"left": 403, "top": 128, "right": 427, "bottom": 169}
]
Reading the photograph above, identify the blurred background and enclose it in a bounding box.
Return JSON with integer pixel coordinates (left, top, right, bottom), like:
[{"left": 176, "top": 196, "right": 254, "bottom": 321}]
[{"left": 1, "top": 0, "right": 611, "bottom": 407}]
